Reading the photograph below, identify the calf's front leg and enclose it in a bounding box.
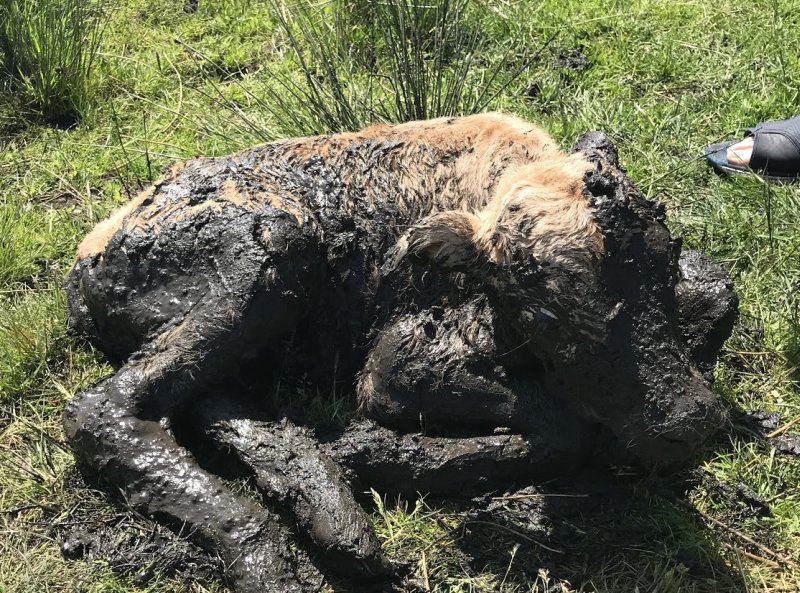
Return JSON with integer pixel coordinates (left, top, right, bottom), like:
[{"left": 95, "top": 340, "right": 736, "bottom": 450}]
[
  {"left": 64, "top": 289, "right": 324, "bottom": 592},
  {"left": 188, "top": 397, "right": 389, "bottom": 578},
  {"left": 357, "top": 296, "right": 594, "bottom": 464},
  {"left": 66, "top": 388, "right": 321, "bottom": 592}
]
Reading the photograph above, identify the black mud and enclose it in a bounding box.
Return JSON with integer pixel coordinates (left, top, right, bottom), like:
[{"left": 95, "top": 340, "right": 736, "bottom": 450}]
[
  {"left": 64, "top": 381, "right": 325, "bottom": 593},
  {"left": 62, "top": 118, "right": 739, "bottom": 592},
  {"left": 190, "top": 400, "right": 389, "bottom": 579},
  {"left": 321, "top": 419, "right": 585, "bottom": 496},
  {"left": 773, "top": 433, "right": 800, "bottom": 455},
  {"left": 553, "top": 47, "right": 591, "bottom": 71},
  {"left": 729, "top": 408, "right": 800, "bottom": 457},
  {"left": 51, "top": 470, "right": 224, "bottom": 587},
  {"left": 676, "top": 249, "right": 739, "bottom": 375}
]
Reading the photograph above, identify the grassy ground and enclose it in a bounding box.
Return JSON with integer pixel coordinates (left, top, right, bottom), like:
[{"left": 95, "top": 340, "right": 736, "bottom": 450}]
[{"left": 1, "top": 0, "right": 799, "bottom": 591}]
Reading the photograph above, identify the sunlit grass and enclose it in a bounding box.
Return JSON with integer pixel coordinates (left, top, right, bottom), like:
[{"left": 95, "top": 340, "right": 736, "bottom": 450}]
[
  {"left": 0, "top": 0, "right": 106, "bottom": 125},
  {"left": 0, "top": 0, "right": 799, "bottom": 591}
]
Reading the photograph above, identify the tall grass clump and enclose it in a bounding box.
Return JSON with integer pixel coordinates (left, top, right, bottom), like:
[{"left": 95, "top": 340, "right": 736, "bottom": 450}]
[
  {"left": 376, "top": 0, "right": 486, "bottom": 121},
  {"left": 244, "top": 0, "right": 538, "bottom": 136},
  {"left": 0, "top": 0, "right": 105, "bottom": 126}
]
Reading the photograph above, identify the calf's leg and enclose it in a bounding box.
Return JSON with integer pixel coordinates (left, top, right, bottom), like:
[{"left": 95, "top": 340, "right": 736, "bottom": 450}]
[
  {"left": 189, "top": 398, "right": 389, "bottom": 578},
  {"left": 64, "top": 292, "right": 325, "bottom": 592},
  {"left": 358, "top": 298, "right": 591, "bottom": 442},
  {"left": 64, "top": 205, "right": 328, "bottom": 592}
]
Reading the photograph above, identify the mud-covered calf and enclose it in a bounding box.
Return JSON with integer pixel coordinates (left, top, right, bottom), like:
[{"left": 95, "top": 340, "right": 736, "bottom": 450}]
[{"left": 64, "top": 114, "right": 737, "bottom": 592}]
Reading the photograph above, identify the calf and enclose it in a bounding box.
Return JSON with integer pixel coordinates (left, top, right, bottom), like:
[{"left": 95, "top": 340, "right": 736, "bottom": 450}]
[{"left": 64, "top": 114, "right": 735, "bottom": 592}]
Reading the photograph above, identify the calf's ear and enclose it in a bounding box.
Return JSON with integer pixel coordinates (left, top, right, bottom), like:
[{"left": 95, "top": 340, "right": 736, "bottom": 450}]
[{"left": 383, "top": 211, "right": 483, "bottom": 274}]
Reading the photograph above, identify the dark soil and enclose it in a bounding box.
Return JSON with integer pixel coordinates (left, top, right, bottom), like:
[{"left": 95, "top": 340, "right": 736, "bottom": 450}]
[
  {"left": 773, "top": 433, "right": 800, "bottom": 456},
  {"left": 553, "top": 47, "right": 591, "bottom": 71}
]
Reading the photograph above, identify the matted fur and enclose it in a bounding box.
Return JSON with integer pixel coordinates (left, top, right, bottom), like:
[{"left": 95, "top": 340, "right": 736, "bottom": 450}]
[{"left": 76, "top": 113, "right": 602, "bottom": 271}]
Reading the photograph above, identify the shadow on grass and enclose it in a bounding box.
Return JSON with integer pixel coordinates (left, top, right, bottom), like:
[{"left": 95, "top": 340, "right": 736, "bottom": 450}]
[
  {"left": 60, "top": 429, "right": 774, "bottom": 592},
  {"left": 437, "top": 406, "right": 799, "bottom": 593},
  {"left": 441, "top": 469, "right": 745, "bottom": 593}
]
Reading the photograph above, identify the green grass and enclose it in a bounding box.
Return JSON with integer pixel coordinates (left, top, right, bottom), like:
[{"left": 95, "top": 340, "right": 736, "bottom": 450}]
[
  {"left": 1, "top": 0, "right": 799, "bottom": 591},
  {"left": 0, "top": 0, "right": 106, "bottom": 125},
  {"left": 262, "top": 0, "right": 533, "bottom": 132}
]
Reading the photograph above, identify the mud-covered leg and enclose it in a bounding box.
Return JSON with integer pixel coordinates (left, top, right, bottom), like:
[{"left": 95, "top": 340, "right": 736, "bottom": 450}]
[
  {"left": 358, "top": 296, "right": 591, "bottom": 442},
  {"left": 323, "top": 419, "right": 586, "bottom": 496},
  {"left": 64, "top": 308, "right": 323, "bottom": 592},
  {"left": 189, "top": 398, "right": 389, "bottom": 578},
  {"left": 193, "top": 408, "right": 569, "bottom": 497},
  {"left": 65, "top": 388, "right": 321, "bottom": 592}
]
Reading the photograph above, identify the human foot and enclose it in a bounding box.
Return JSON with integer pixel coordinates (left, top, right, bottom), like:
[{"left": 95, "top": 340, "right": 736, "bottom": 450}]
[
  {"left": 705, "top": 115, "right": 800, "bottom": 181},
  {"left": 726, "top": 137, "right": 753, "bottom": 166}
]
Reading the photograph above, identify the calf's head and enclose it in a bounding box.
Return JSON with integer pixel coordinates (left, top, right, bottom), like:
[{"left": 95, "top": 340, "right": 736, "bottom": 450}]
[{"left": 393, "top": 136, "right": 725, "bottom": 464}]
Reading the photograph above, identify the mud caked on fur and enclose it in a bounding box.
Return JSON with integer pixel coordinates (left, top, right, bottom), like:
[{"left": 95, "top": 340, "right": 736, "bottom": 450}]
[{"left": 63, "top": 114, "right": 737, "bottom": 592}]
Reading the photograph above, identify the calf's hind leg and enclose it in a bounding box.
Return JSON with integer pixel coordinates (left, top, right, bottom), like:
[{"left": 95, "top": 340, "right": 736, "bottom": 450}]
[
  {"left": 64, "top": 289, "right": 326, "bottom": 592},
  {"left": 65, "top": 208, "right": 326, "bottom": 592}
]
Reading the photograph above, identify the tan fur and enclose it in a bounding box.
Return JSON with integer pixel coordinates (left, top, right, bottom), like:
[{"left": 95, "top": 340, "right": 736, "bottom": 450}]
[
  {"left": 76, "top": 187, "right": 154, "bottom": 260},
  {"left": 219, "top": 179, "right": 247, "bottom": 207},
  {"left": 357, "top": 113, "right": 562, "bottom": 214},
  {"left": 260, "top": 191, "right": 306, "bottom": 225},
  {"left": 263, "top": 113, "right": 561, "bottom": 217},
  {"left": 475, "top": 154, "right": 602, "bottom": 270},
  {"left": 77, "top": 114, "right": 602, "bottom": 270}
]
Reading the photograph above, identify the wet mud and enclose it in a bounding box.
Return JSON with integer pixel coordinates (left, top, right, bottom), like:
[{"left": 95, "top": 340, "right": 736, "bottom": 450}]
[
  {"left": 553, "top": 47, "right": 591, "bottom": 71},
  {"left": 773, "top": 433, "right": 800, "bottom": 455},
  {"left": 321, "top": 419, "right": 586, "bottom": 496},
  {"left": 64, "top": 378, "right": 325, "bottom": 593},
  {"left": 190, "top": 400, "right": 389, "bottom": 578},
  {"left": 676, "top": 249, "right": 739, "bottom": 375},
  {"left": 63, "top": 114, "right": 739, "bottom": 592},
  {"left": 51, "top": 470, "right": 225, "bottom": 587},
  {"left": 731, "top": 408, "right": 800, "bottom": 457},
  {"left": 699, "top": 472, "right": 772, "bottom": 519},
  {"left": 58, "top": 516, "right": 223, "bottom": 587}
]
